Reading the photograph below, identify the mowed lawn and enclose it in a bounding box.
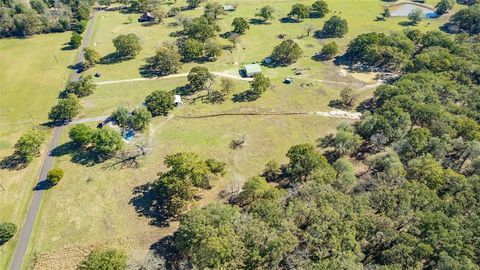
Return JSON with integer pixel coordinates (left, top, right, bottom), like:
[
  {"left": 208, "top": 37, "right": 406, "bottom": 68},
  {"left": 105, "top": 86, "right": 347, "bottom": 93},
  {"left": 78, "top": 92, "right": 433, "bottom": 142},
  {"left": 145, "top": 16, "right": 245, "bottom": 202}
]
[
  {"left": 27, "top": 0, "right": 455, "bottom": 268},
  {"left": 0, "top": 33, "right": 78, "bottom": 269}
]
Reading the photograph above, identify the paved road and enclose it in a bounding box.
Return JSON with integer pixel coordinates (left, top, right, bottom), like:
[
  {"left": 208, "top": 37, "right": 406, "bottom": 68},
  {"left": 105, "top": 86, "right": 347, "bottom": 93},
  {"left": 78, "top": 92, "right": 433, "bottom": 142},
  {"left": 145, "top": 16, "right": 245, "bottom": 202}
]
[{"left": 8, "top": 11, "right": 99, "bottom": 270}]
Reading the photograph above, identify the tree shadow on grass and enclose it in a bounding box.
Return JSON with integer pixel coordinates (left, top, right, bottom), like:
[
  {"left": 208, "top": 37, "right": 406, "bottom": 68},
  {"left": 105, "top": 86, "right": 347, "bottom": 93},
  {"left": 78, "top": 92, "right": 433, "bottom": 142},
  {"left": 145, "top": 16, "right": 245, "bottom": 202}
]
[
  {"left": 149, "top": 235, "right": 180, "bottom": 270},
  {"left": 100, "top": 52, "right": 132, "bottom": 65},
  {"left": 279, "top": 17, "right": 299, "bottom": 23},
  {"left": 129, "top": 182, "right": 170, "bottom": 227},
  {"left": 33, "top": 179, "right": 54, "bottom": 190},
  {"left": 0, "top": 154, "right": 29, "bottom": 170},
  {"left": 328, "top": 99, "right": 352, "bottom": 110},
  {"left": 356, "top": 98, "right": 376, "bottom": 113},
  {"left": 399, "top": 21, "right": 415, "bottom": 27},
  {"left": 249, "top": 18, "right": 267, "bottom": 25},
  {"left": 61, "top": 43, "right": 77, "bottom": 51},
  {"left": 51, "top": 141, "right": 106, "bottom": 167},
  {"left": 173, "top": 85, "right": 192, "bottom": 96},
  {"left": 232, "top": 90, "right": 256, "bottom": 102},
  {"left": 139, "top": 64, "right": 158, "bottom": 78}
]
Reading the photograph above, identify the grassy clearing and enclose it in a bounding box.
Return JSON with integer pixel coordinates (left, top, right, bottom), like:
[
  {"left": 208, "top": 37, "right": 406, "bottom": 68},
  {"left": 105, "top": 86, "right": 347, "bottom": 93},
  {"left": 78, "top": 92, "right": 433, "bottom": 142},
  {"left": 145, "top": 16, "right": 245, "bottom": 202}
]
[
  {"left": 82, "top": 0, "right": 450, "bottom": 84},
  {"left": 0, "top": 32, "right": 78, "bottom": 270},
  {"left": 30, "top": 114, "right": 350, "bottom": 269},
  {"left": 24, "top": 0, "right": 456, "bottom": 268}
]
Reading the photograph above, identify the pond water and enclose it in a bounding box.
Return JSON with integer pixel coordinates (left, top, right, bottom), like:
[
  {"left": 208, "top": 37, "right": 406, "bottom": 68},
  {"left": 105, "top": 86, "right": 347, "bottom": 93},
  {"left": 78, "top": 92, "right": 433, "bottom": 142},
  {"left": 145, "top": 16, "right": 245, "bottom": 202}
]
[{"left": 390, "top": 3, "right": 439, "bottom": 18}]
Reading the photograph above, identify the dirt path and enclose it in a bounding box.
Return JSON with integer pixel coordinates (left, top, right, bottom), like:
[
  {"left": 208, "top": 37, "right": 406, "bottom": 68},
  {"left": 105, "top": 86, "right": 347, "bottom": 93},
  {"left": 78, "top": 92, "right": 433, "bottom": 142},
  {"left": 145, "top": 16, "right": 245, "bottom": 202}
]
[
  {"left": 70, "top": 109, "right": 362, "bottom": 127},
  {"left": 95, "top": 71, "right": 253, "bottom": 85},
  {"left": 8, "top": 11, "right": 99, "bottom": 270}
]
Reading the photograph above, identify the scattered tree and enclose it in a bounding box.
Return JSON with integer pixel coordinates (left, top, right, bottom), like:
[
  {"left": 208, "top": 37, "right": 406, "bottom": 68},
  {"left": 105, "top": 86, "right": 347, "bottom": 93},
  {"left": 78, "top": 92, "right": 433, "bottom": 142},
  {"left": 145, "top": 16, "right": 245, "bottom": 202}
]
[
  {"left": 178, "top": 38, "right": 204, "bottom": 61},
  {"left": 144, "top": 46, "right": 182, "bottom": 76},
  {"left": 340, "top": 87, "right": 358, "bottom": 108},
  {"left": 231, "top": 17, "right": 249, "bottom": 34},
  {"left": 83, "top": 47, "right": 100, "bottom": 69},
  {"left": 47, "top": 168, "right": 64, "bottom": 185},
  {"left": 63, "top": 75, "right": 96, "bottom": 98},
  {"left": 70, "top": 32, "right": 82, "bottom": 48},
  {"left": 408, "top": 9, "right": 423, "bottom": 25},
  {"left": 127, "top": 107, "right": 152, "bottom": 131},
  {"left": 381, "top": 8, "right": 391, "bottom": 20},
  {"left": 435, "top": 0, "right": 454, "bottom": 15},
  {"left": 203, "top": 1, "right": 225, "bottom": 20},
  {"left": 310, "top": 0, "right": 329, "bottom": 18},
  {"left": 48, "top": 94, "right": 82, "bottom": 123},
  {"left": 256, "top": 5, "right": 274, "bottom": 22},
  {"left": 92, "top": 127, "right": 124, "bottom": 157},
  {"left": 113, "top": 33, "right": 142, "bottom": 59},
  {"left": 321, "top": 15, "right": 348, "bottom": 37},
  {"left": 186, "top": 0, "right": 205, "bottom": 9},
  {"left": 203, "top": 38, "right": 222, "bottom": 60},
  {"left": 69, "top": 124, "right": 94, "bottom": 147},
  {"left": 319, "top": 41, "right": 338, "bottom": 60},
  {"left": 183, "top": 16, "right": 219, "bottom": 42},
  {"left": 78, "top": 248, "right": 127, "bottom": 270},
  {"left": 187, "top": 66, "right": 214, "bottom": 93},
  {"left": 288, "top": 3, "right": 310, "bottom": 21},
  {"left": 13, "top": 128, "right": 45, "bottom": 163},
  {"left": 270, "top": 39, "right": 303, "bottom": 66},
  {"left": 145, "top": 90, "right": 174, "bottom": 116}
]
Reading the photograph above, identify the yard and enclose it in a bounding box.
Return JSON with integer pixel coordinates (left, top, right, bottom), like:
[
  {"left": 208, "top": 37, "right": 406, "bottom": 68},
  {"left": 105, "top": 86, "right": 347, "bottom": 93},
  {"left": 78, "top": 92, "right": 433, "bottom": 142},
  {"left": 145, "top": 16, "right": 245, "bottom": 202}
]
[{"left": 5, "top": 0, "right": 456, "bottom": 268}]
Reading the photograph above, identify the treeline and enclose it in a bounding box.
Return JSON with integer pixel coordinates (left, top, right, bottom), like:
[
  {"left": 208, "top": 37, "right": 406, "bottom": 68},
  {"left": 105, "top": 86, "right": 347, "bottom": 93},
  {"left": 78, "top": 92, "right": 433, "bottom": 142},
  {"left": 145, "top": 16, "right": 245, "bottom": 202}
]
[
  {"left": 164, "top": 30, "right": 480, "bottom": 269},
  {"left": 0, "top": 0, "right": 93, "bottom": 37}
]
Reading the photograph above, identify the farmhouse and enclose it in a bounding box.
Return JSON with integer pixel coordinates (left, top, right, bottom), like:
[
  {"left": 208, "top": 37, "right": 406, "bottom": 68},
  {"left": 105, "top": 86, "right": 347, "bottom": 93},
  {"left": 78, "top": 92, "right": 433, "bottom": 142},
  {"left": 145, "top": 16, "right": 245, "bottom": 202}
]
[{"left": 243, "top": 64, "right": 262, "bottom": 77}]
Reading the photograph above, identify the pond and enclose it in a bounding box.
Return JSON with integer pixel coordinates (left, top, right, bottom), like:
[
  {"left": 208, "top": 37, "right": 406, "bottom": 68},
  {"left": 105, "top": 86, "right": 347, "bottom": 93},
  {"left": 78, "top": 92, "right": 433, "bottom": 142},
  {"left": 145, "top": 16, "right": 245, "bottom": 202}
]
[{"left": 390, "top": 3, "right": 439, "bottom": 18}]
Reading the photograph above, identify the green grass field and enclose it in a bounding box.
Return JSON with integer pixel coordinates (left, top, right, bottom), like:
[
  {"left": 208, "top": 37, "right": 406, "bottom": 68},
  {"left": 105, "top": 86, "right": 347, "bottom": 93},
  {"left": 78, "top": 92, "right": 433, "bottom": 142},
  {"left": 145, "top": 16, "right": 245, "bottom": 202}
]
[
  {"left": 5, "top": 0, "right": 457, "bottom": 268},
  {"left": 0, "top": 32, "right": 78, "bottom": 270}
]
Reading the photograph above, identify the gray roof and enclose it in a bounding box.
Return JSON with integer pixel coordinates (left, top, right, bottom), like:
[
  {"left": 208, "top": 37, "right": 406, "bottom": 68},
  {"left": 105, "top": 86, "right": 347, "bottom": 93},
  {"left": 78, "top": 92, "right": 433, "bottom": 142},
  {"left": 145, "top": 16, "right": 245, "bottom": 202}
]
[{"left": 244, "top": 64, "right": 262, "bottom": 74}]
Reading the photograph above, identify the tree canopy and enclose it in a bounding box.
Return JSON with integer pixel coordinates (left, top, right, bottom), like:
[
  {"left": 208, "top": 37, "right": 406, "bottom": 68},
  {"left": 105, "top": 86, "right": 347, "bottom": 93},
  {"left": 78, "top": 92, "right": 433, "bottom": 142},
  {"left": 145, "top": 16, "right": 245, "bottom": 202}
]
[
  {"left": 113, "top": 33, "right": 142, "bottom": 59},
  {"left": 270, "top": 39, "right": 303, "bottom": 66},
  {"left": 78, "top": 248, "right": 127, "bottom": 270},
  {"left": 144, "top": 90, "right": 174, "bottom": 116},
  {"left": 48, "top": 94, "right": 82, "bottom": 123},
  {"left": 321, "top": 15, "right": 348, "bottom": 37}
]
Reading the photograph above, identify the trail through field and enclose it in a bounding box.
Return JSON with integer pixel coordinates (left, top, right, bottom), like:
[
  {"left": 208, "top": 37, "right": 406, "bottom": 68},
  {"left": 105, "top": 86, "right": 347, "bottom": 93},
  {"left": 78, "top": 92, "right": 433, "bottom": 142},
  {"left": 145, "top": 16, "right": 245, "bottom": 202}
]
[
  {"left": 95, "top": 72, "right": 384, "bottom": 87},
  {"left": 70, "top": 109, "right": 362, "bottom": 127},
  {"left": 95, "top": 71, "right": 253, "bottom": 85}
]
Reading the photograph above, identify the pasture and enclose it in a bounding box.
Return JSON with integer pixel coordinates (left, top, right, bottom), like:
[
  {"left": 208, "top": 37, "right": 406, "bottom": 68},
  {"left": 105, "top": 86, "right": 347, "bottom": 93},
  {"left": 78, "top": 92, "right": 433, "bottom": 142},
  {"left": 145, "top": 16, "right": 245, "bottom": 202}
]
[{"left": 3, "top": 0, "right": 456, "bottom": 268}]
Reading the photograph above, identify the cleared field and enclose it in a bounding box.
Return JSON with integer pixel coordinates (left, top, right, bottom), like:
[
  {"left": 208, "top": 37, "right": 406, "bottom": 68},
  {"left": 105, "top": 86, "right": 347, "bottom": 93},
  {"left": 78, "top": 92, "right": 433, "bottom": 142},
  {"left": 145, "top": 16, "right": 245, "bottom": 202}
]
[
  {"left": 0, "top": 33, "right": 78, "bottom": 270},
  {"left": 31, "top": 114, "right": 351, "bottom": 269},
  {"left": 22, "top": 0, "right": 456, "bottom": 268}
]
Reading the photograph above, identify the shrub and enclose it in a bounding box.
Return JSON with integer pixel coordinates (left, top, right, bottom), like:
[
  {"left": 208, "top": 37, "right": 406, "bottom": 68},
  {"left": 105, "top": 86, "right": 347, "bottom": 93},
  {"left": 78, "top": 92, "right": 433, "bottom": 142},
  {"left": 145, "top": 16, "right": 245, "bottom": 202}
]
[
  {"left": 47, "top": 168, "right": 64, "bottom": 185},
  {"left": 0, "top": 222, "right": 17, "bottom": 245}
]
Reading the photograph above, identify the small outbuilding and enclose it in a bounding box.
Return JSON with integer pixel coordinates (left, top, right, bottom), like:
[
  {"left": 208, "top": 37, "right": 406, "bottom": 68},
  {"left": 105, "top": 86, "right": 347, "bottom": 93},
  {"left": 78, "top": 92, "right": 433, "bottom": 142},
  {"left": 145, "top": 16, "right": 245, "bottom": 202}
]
[
  {"left": 174, "top": 95, "right": 183, "bottom": 106},
  {"left": 138, "top": 12, "right": 155, "bottom": 22},
  {"left": 222, "top": 5, "right": 236, "bottom": 12},
  {"left": 243, "top": 64, "right": 262, "bottom": 77}
]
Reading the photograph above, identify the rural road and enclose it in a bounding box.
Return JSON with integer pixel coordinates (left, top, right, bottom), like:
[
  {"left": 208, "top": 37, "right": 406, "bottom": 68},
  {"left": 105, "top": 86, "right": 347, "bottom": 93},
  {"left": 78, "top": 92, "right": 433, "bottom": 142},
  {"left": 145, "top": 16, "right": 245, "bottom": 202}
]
[{"left": 8, "top": 11, "right": 99, "bottom": 270}]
